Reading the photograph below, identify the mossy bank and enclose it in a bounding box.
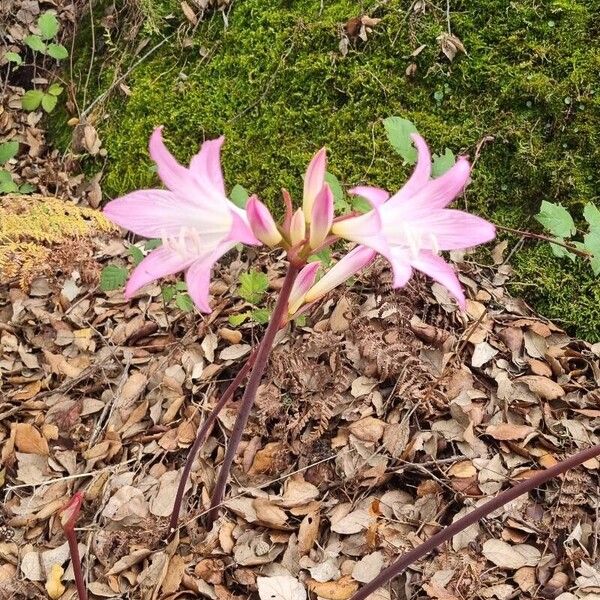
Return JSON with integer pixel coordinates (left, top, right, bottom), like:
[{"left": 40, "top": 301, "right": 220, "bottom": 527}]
[{"left": 62, "top": 0, "right": 600, "bottom": 339}]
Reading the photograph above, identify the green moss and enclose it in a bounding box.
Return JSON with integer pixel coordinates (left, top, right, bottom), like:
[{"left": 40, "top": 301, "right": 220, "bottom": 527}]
[{"left": 58, "top": 0, "right": 600, "bottom": 339}]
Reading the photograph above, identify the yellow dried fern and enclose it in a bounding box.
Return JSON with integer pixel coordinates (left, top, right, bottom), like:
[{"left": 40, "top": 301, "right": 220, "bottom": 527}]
[{"left": 0, "top": 194, "right": 117, "bottom": 288}]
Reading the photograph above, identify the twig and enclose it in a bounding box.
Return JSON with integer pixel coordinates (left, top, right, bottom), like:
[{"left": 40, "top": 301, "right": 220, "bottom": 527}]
[{"left": 496, "top": 224, "right": 591, "bottom": 258}]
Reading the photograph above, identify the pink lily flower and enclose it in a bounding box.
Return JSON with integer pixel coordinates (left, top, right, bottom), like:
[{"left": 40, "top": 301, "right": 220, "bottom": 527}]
[
  {"left": 331, "top": 134, "right": 496, "bottom": 309},
  {"left": 103, "top": 127, "right": 260, "bottom": 312},
  {"left": 309, "top": 183, "right": 334, "bottom": 250},
  {"left": 247, "top": 195, "right": 282, "bottom": 247}
]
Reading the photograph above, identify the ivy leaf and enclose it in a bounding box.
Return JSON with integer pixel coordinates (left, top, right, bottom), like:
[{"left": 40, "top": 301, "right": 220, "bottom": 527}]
[
  {"left": 251, "top": 308, "right": 271, "bottom": 324},
  {"left": 325, "top": 172, "right": 348, "bottom": 213},
  {"left": 41, "top": 93, "right": 58, "bottom": 113},
  {"left": 583, "top": 230, "right": 600, "bottom": 276},
  {"left": 431, "top": 148, "right": 455, "bottom": 177},
  {"left": 383, "top": 116, "right": 418, "bottom": 164},
  {"left": 175, "top": 293, "right": 194, "bottom": 312},
  {"left": 38, "top": 12, "right": 60, "bottom": 40},
  {"left": 535, "top": 201, "right": 576, "bottom": 238},
  {"left": 238, "top": 270, "right": 269, "bottom": 304},
  {"left": 100, "top": 265, "right": 128, "bottom": 291},
  {"left": 5, "top": 52, "right": 23, "bottom": 65},
  {"left": 228, "top": 312, "right": 250, "bottom": 326},
  {"left": 46, "top": 43, "right": 68, "bottom": 60},
  {"left": 230, "top": 184, "right": 250, "bottom": 209},
  {"left": 583, "top": 202, "right": 600, "bottom": 232},
  {"left": 0, "top": 142, "right": 19, "bottom": 165},
  {"left": 128, "top": 245, "right": 144, "bottom": 266},
  {"left": 24, "top": 34, "right": 46, "bottom": 53},
  {"left": 22, "top": 90, "right": 44, "bottom": 111}
]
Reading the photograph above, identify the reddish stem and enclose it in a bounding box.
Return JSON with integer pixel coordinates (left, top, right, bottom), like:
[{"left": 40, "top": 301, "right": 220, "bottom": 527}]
[
  {"left": 60, "top": 492, "right": 88, "bottom": 600},
  {"left": 167, "top": 350, "right": 257, "bottom": 537},
  {"left": 206, "top": 263, "right": 301, "bottom": 524},
  {"left": 350, "top": 443, "right": 600, "bottom": 600}
]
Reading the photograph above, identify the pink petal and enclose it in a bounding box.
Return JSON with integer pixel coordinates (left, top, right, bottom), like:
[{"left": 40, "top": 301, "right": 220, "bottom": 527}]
[
  {"left": 389, "top": 133, "right": 432, "bottom": 204},
  {"left": 309, "top": 184, "right": 334, "bottom": 249},
  {"left": 348, "top": 186, "right": 390, "bottom": 208},
  {"left": 288, "top": 261, "right": 320, "bottom": 314},
  {"left": 148, "top": 127, "right": 192, "bottom": 193},
  {"left": 303, "top": 246, "right": 376, "bottom": 304},
  {"left": 228, "top": 210, "right": 262, "bottom": 246},
  {"left": 189, "top": 136, "right": 226, "bottom": 196},
  {"left": 405, "top": 156, "right": 471, "bottom": 211},
  {"left": 125, "top": 246, "right": 193, "bottom": 298},
  {"left": 387, "top": 248, "right": 413, "bottom": 288},
  {"left": 184, "top": 257, "right": 215, "bottom": 313},
  {"left": 410, "top": 251, "right": 466, "bottom": 309},
  {"left": 331, "top": 209, "right": 389, "bottom": 256},
  {"left": 425, "top": 209, "right": 496, "bottom": 250},
  {"left": 104, "top": 189, "right": 201, "bottom": 238},
  {"left": 303, "top": 147, "right": 327, "bottom": 221},
  {"left": 246, "top": 195, "right": 282, "bottom": 247},
  {"left": 290, "top": 208, "right": 306, "bottom": 246}
]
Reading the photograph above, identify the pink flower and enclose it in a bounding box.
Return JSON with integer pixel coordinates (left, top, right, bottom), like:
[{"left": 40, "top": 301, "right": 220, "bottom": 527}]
[
  {"left": 331, "top": 134, "right": 496, "bottom": 309},
  {"left": 288, "top": 261, "right": 321, "bottom": 315},
  {"left": 103, "top": 127, "right": 260, "bottom": 312},
  {"left": 247, "top": 196, "right": 282, "bottom": 247},
  {"left": 309, "top": 183, "right": 334, "bottom": 250},
  {"left": 303, "top": 148, "right": 327, "bottom": 222}
]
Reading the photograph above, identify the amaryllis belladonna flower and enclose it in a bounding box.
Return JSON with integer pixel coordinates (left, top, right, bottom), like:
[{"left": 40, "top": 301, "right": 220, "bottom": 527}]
[
  {"left": 104, "top": 127, "right": 261, "bottom": 312},
  {"left": 326, "top": 133, "right": 495, "bottom": 309}
]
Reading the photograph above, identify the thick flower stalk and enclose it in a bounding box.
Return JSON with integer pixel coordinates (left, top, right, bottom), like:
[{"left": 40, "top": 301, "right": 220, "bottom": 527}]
[{"left": 59, "top": 492, "right": 87, "bottom": 600}]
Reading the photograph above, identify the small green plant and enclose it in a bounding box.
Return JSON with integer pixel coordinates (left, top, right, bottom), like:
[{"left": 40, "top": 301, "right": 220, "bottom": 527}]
[
  {"left": 21, "top": 11, "right": 67, "bottom": 114},
  {"left": 24, "top": 12, "right": 69, "bottom": 60},
  {"left": 100, "top": 264, "right": 128, "bottom": 291},
  {"left": 229, "top": 269, "right": 272, "bottom": 326},
  {"left": 22, "top": 83, "right": 64, "bottom": 114},
  {"left": 5, "top": 51, "right": 23, "bottom": 66},
  {"left": 0, "top": 141, "right": 34, "bottom": 194},
  {"left": 535, "top": 200, "right": 600, "bottom": 275}
]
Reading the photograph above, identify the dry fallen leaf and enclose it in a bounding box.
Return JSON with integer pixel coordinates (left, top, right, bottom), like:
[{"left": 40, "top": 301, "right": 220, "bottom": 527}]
[
  {"left": 14, "top": 423, "right": 49, "bottom": 455},
  {"left": 482, "top": 539, "right": 541, "bottom": 569},
  {"left": 45, "top": 564, "right": 65, "bottom": 599},
  {"left": 257, "top": 575, "right": 307, "bottom": 600}
]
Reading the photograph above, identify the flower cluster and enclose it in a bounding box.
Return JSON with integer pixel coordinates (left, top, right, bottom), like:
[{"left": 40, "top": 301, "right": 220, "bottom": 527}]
[{"left": 104, "top": 127, "right": 496, "bottom": 315}]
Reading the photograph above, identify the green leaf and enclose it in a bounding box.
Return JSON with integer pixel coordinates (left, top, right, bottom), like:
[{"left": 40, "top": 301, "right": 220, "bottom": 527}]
[
  {"left": 294, "top": 315, "right": 307, "bottom": 326},
  {"left": 228, "top": 312, "right": 250, "bottom": 326},
  {"left": 100, "top": 265, "right": 128, "bottom": 291},
  {"left": 175, "top": 281, "right": 187, "bottom": 291},
  {"left": 324, "top": 172, "right": 348, "bottom": 213},
  {"left": 21, "top": 90, "right": 43, "bottom": 111},
  {"left": 41, "top": 93, "right": 58, "bottom": 113},
  {"left": 583, "top": 202, "right": 600, "bottom": 232},
  {"left": 0, "top": 170, "right": 13, "bottom": 184},
  {"left": 18, "top": 183, "right": 35, "bottom": 194},
  {"left": 128, "top": 245, "right": 144, "bottom": 266},
  {"left": 431, "top": 148, "right": 455, "bottom": 177},
  {"left": 549, "top": 238, "right": 576, "bottom": 261},
  {"left": 162, "top": 285, "right": 176, "bottom": 302},
  {"left": 24, "top": 34, "right": 46, "bottom": 53},
  {"left": 0, "top": 142, "right": 19, "bottom": 165},
  {"left": 46, "top": 43, "right": 68, "bottom": 60},
  {"left": 38, "top": 12, "right": 60, "bottom": 40},
  {"left": 308, "top": 247, "right": 333, "bottom": 268},
  {"left": 250, "top": 308, "right": 271, "bottom": 324},
  {"left": 238, "top": 270, "right": 269, "bottom": 304},
  {"left": 535, "top": 201, "right": 576, "bottom": 238},
  {"left": 5, "top": 52, "right": 22, "bottom": 65},
  {"left": 351, "top": 195, "right": 372, "bottom": 214},
  {"left": 583, "top": 230, "right": 600, "bottom": 276},
  {"left": 230, "top": 184, "right": 250, "bottom": 209},
  {"left": 145, "top": 238, "right": 162, "bottom": 250},
  {"left": 383, "top": 116, "right": 419, "bottom": 164},
  {"left": 47, "top": 83, "right": 64, "bottom": 96},
  {"left": 175, "top": 293, "right": 194, "bottom": 312},
  {"left": 0, "top": 173, "right": 18, "bottom": 193}
]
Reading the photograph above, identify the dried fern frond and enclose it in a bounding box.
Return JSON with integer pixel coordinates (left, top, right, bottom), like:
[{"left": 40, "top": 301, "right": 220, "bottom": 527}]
[{"left": 0, "top": 194, "right": 117, "bottom": 288}]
